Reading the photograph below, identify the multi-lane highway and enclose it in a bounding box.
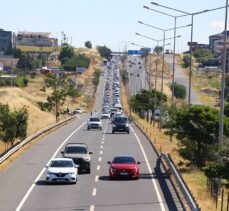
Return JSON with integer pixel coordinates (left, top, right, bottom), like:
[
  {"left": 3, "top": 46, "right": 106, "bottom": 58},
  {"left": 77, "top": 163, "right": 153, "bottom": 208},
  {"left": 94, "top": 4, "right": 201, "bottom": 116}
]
[
  {"left": 127, "top": 56, "right": 149, "bottom": 96},
  {"left": 0, "top": 62, "right": 182, "bottom": 211}
]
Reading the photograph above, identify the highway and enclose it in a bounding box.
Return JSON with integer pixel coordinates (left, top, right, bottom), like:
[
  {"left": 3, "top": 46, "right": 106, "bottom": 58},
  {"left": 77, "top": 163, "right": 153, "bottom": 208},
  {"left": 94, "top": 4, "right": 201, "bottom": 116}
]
[
  {"left": 127, "top": 56, "right": 149, "bottom": 96},
  {"left": 0, "top": 67, "right": 182, "bottom": 211}
]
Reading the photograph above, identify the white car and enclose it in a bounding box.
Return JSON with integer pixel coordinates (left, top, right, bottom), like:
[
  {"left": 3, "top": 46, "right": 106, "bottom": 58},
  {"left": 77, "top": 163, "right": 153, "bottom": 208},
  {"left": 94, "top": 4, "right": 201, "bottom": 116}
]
[
  {"left": 87, "top": 117, "right": 102, "bottom": 130},
  {"left": 45, "top": 158, "right": 78, "bottom": 184},
  {"left": 101, "top": 111, "right": 111, "bottom": 119},
  {"left": 74, "top": 108, "right": 83, "bottom": 114}
]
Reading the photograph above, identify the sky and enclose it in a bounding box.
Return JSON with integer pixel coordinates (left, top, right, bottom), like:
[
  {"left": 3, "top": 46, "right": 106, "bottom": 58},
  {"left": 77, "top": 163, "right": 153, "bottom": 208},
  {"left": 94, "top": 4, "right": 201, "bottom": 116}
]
[{"left": 1, "top": 0, "right": 228, "bottom": 52}]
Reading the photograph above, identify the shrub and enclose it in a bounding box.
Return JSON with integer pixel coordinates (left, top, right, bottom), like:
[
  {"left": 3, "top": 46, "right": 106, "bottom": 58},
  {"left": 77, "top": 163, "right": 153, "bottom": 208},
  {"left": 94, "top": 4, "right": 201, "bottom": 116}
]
[{"left": 171, "top": 82, "right": 187, "bottom": 99}]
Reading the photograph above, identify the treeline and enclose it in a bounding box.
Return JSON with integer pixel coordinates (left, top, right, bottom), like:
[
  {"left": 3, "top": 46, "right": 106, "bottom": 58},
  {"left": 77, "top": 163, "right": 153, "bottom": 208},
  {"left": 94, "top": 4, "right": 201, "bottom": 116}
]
[
  {"left": 129, "top": 89, "right": 229, "bottom": 181},
  {"left": 59, "top": 44, "right": 90, "bottom": 71}
]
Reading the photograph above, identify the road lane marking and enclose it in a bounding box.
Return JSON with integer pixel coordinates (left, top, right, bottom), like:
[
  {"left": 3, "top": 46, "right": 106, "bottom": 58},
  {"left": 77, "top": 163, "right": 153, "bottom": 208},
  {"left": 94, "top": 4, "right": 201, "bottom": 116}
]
[
  {"left": 99, "top": 150, "right": 103, "bottom": 155},
  {"left": 90, "top": 205, "right": 95, "bottom": 211},
  {"left": 98, "top": 157, "right": 102, "bottom": 162},
  {"left": 130, "top": 126, "right": 166, "bottom": 211},
  {"left": 16, "top": 119, "right": 90, "bottom": 211},
  {"left": 97, "top": 165, "right": 100, "bottom": 171},
  {"left": 100, "top": 145, "right": 103, "bottom": 149},
  {"left": 92, "top": 188, "right": 97, "bottom": 196},
  {"left": 95, "top": 175, "right": 99, "bottom": 182},
  {"left": 101, "top": 141, "right": 104, "bottom": 144}
]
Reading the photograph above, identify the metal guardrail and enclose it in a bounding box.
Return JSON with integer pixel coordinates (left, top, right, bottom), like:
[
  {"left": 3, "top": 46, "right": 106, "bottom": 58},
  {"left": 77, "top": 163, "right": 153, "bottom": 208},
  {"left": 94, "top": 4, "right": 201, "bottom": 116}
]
[
  {"left": 0, "top": 115, "right": 76, "bottom": 164},
  {"left": 161, "top": 153, "right": 200, "bottom": 211}
]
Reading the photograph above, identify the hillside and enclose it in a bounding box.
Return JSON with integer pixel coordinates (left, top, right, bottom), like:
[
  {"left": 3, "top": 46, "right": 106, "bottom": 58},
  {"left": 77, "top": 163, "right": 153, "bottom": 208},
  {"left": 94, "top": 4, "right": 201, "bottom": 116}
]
[{"left": 0, "top": 48, "right": 101, "bottom": 154}]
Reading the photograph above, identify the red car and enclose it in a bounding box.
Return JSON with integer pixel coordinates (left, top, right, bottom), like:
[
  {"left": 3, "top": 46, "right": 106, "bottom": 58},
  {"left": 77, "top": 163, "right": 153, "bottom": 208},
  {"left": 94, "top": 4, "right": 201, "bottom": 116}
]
[{"left": 107, "top": 155, "right": 140, "bottom": 180}]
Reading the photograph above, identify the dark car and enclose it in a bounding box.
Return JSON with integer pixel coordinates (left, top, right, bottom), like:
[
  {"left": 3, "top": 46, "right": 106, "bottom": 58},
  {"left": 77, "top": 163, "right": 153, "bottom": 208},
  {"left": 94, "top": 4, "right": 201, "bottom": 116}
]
[
  {"left": 61, "top": 143, "right": 93, "bottom": 173},
  {"left": 112, "top": 116, "right": 130, "bottom": 134},
  {"left": 107, "top": 155, "right": 140, "bottom": 180}
]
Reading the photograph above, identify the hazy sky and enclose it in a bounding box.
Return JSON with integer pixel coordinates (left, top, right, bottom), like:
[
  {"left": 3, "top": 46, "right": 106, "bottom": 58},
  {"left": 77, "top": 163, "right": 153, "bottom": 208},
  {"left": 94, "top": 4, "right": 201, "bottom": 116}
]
[{"left": 1, "top": 0, "right": 228, "bottom": 52}]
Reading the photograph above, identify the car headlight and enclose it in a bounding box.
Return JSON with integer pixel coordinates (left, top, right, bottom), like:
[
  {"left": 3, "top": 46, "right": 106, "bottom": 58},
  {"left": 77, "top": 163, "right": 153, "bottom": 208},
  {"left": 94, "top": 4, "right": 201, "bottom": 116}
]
[
  {"left": 46, "top": 171, "right": 54, "bottom": 177},
  {"left": 68, "top": 172, "right": 75, "bottom": 176},
  {"left": 85, "top": 157, "right": 90, "bottom": 161},
  {"left": 125, "top": 123, "right": 129, "bottom": 127}
]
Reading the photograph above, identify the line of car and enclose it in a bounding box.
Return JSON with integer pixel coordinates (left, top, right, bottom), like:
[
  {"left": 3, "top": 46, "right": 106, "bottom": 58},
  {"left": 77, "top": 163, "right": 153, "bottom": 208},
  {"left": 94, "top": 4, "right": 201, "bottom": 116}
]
[{"left": 45, "top": 57, "right": 141, "bottom": 184}]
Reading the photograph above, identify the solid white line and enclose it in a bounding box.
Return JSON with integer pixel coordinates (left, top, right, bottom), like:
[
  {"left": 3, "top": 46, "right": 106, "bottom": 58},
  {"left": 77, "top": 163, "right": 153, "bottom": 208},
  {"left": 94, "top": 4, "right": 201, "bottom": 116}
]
[
  {"left": 97, "top": 165, "right": 100, "bottom": 171},
  {"left": 99, "top": 150, "right": 103, "bottom": 155},
  {"left": 100, "top": 145, "right": 103, "bottom": 149},
  {"left": 92, "top": 188, "right": 97, "bottom": 196},
  {"left": 16, "top": 120, "right": 88, "bottom": 211},
  {"left": 90, "top": 205, "right": 95, "bottom": 211},
  {"left": 130, "top": 126, "right": 166, "bottom": 211},
  {"left": 98, "top": 157, "right": 102, "bottom": 162},
  {"left": 95, "top": 175, "right": 99, "bottom": 182}
]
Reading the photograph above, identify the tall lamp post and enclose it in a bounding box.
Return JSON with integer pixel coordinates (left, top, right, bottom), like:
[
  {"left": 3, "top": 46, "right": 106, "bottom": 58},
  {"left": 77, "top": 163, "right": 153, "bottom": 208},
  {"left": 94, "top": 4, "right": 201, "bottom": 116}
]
[
  {"left": 149, "top": 2, "right": 227, "bottom": 104},
  {"left": 138, "top": 20, "right": 190, "bottom": 102}
]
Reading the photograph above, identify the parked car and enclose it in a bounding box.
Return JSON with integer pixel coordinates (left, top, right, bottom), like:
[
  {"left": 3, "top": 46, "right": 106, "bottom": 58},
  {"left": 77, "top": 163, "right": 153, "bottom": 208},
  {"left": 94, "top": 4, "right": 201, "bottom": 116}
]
[
  {"left": 87, "top": 117, "right": 102, "bottom": 130},
  {"left": 61, "top": 143, "right": 92, "bottom": 173},
  {"left": 107, "top": 155, "right": 140, "bottom": 180},
  {"left": 112, "top": 116, "right": 129, "bottom": 134},
  {"left": 45, "top": 158, "right": 78, "bottom": 184}
]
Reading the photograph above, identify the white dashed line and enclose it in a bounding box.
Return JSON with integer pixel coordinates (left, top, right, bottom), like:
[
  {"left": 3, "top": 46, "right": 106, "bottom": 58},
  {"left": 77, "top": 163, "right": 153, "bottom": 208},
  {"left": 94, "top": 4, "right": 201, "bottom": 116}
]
[
  {"left": 100, "top": 145, "right": 103, "bottom": 149},
  {"left": 97, "top": 165, "right": 100, "bottom": 171},
  {"left": 130, "top": 126, "right": 166, "bottom": 211},
  {"left": 90, "top": 205, "right": 95, "bottom": 211},
  {"left": 98, "top": 157, "right": 102, "bottom": 162},
  {"left": 101, "top": 141, "right": 104, "bottom": 144},
  {"left": 99, "top": 150, "right": 103, "bottom": 155},
  {"left": 95, "top": 175, "right": 99, "bottom": 182},
  {"left": 92, "top": 188, "right": 97, "bottom": 196}
]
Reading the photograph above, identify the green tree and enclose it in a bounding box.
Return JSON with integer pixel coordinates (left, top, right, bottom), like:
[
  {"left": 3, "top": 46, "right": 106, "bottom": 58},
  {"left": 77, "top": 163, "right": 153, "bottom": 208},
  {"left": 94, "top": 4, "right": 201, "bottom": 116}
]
[
  {"left": 174, "top": 105, "right": 229, "bottom": 168},
  {"left": 62, "top": 54, "right": 90, "bottom": 71},
  {"left": 171, "top": 82, "right": 187, "bottom": 99},
  {"left": 153, "top": 46, "right": 163, "bottom": 54},
  {"left": 0, "top": 104, "right": 28, "bottom": 147},
  {"left": 97, "top": 45, "right": 112, "bottom": 59},
  {"left": 85, "top": 41, "right": 92, "bottom": 49},
  {"left": 182, "top": 54, "right": 190, "bottom": 68},
  {"left": 58, "top": 44, "right": 75, "bottom": 65},
  {"left": 193, "top": 48, "right": 213, "bottom": 64}
]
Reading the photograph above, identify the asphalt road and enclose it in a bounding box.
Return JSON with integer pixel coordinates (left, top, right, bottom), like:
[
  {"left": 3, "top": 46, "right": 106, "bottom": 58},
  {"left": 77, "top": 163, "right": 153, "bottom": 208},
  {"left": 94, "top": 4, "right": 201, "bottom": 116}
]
[
  {"left": 0, "top": 69, "right": 182, "bottom": 211},
  {"left": 127, "top": 56, "right": 149, "bottom": 96}
]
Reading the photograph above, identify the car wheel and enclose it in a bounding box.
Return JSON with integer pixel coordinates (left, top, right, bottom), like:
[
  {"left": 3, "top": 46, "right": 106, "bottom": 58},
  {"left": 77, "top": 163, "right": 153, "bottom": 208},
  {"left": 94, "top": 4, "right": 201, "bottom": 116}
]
[
  {"left": 87, "top": 127, "right": 90, "bottom": 130},
  {"left": 112, "top": 130, "right": 114, "bottom": 134},
  {"left": 127, "top": 130, "right": 130, "bottom": 134},
  {"left": 87, "top": 168, "right": 91, "bottom": 174}
]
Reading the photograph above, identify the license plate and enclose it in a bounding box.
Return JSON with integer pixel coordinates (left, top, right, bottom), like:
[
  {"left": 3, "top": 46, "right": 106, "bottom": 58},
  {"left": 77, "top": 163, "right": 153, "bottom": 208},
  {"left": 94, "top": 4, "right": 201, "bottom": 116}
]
[
  {"left": 57, "top": 178, "right": 65, "bottom": 181},
  {"left": 120, "top": 172, "right": 128, "bottom": 176}
]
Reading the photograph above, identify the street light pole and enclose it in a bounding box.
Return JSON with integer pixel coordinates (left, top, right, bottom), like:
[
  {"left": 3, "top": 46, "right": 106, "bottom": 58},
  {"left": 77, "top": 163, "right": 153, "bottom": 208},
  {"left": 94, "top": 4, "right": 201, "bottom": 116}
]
[
  {"left": 219, "top": 0, "right": 228, "bottom": 156},
  {"left": 148, "top": 2, "right": 227, "bottom": 104}
]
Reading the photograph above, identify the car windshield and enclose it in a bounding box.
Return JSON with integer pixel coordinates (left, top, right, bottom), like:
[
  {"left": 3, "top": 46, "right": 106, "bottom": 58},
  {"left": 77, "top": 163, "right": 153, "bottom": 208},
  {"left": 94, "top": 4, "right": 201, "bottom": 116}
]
[
  {"left": 65, "top": 146, "right": 87, "bottom": 154},
  {"left": 113, "top": 156, "right": 135, "bottom": 164},
  {"left": 90, "top": 118, "right": 100, "bottom": 122},
  {"left": 114, "top": 117, "right": 128, "bottom": 123},
  {"left": 50, "top": 160, "right": 73, "bottom": 168}
]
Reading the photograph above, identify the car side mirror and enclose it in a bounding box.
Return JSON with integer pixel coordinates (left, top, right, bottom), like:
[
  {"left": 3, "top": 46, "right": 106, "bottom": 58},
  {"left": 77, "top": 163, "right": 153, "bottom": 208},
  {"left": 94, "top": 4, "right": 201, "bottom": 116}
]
[
  {"left": 137, "top": 161, "right": 141, "bottom": 165},
  {"left": 89, "top": 151, "right": 93, "bottom": 154},
  {"left": 75, "top": 164, "right": 79, "bottom": 168},
  {"left": 45, "top": 165, "right": 48, "bottom": 168},
  {"left": 107, "top": 161, "right": 111, "bottom": 164}
]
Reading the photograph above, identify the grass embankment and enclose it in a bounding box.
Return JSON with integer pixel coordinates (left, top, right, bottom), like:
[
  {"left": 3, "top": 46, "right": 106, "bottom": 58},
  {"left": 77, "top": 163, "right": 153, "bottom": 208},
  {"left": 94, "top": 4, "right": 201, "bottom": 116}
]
[
  {"left": 176, "top": 54, "right": 220, "bottom": 107},
  {"left": 17, "top": 46, "right": 57, "bottom": 53},
  {"left": 120, "top": 69, "right": 225, "bottom": 211},
  {"left": 0, "top": 48, "right": 101, "bottom": 155}
]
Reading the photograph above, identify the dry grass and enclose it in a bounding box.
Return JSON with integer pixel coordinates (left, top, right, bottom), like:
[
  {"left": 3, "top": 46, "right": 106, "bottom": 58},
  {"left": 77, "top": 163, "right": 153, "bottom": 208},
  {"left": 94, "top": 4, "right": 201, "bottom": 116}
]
[
  {"left": 0, "top": 49, "right": 101, "bottom": 155},
  {"left": 120, "top": 65, "right": 226, "bottom": 211}
]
